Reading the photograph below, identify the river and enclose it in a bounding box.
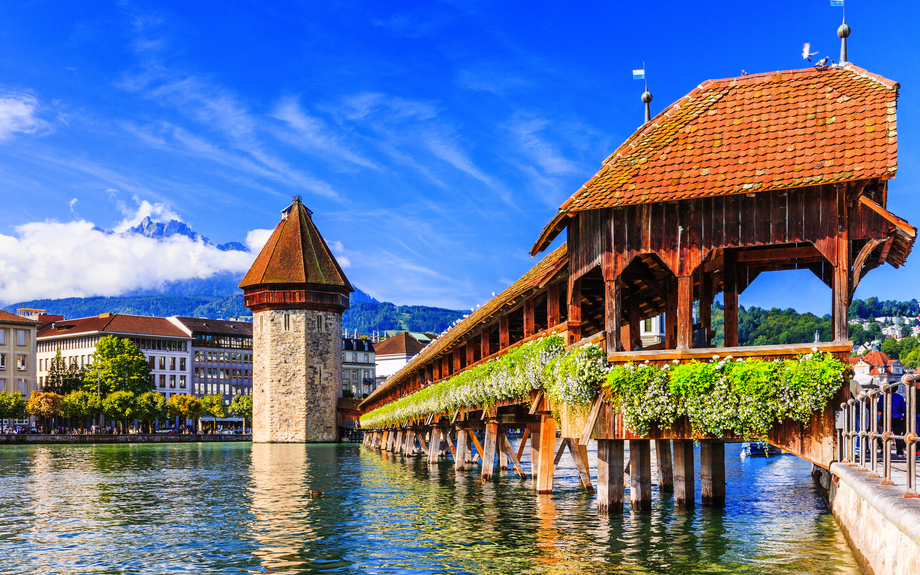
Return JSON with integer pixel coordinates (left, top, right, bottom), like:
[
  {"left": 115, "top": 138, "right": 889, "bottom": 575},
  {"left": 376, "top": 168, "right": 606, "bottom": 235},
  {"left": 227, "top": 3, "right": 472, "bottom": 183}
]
[{"left": 0, "top": 441, "right": 859, "bottom": 574}]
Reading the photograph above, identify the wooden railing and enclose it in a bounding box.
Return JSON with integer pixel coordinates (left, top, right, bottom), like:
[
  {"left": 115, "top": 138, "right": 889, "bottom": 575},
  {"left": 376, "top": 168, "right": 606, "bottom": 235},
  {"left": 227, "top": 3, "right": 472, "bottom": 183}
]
[{"left": 607, "top": 341, "right": 853, "bottom": 365}]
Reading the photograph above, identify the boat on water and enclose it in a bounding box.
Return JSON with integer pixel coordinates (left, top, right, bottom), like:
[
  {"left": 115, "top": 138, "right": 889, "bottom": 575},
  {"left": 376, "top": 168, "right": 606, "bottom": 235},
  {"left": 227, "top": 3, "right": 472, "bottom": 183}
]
[{"left": 740, "top": 442, "right": 785, "bottom": 457}]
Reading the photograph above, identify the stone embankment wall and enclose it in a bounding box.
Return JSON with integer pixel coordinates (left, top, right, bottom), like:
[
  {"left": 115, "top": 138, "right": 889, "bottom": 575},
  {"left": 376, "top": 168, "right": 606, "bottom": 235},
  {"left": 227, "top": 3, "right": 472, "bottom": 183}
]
[
  {"left": 829, "top": 463, "right": 920, "bottom": 575},
  {"left": 253, "top": 309, "right": 341, "bottom": 443},
  {"left": 0, "top": 434, "right": 251, "bottom": 445}
]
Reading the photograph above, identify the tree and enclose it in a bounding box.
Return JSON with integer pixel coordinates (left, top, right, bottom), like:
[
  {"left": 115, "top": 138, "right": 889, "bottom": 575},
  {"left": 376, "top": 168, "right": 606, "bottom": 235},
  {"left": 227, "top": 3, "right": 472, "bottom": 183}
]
[
  {"left": 167, "top": 394, "right": 204, "bottom": 433},
  {"left": 83, "top": 336, "right": 154, "bottom": 397},
  {"left": 229, "top": 395, "right": 252, "bottom": 433},
  {"left": 0, "top": 391, "right": 27, "bottom": 430},
  {"left": 135, "top": 392, "right": 167, "bottom": 433},
  {"left": 880, "top": 337, "right": 901, "bottom": 360},
  {"left": 200, "top": 394, "right": 226, "bottom": 432},
  {"left": 27, "top": 391, "right": 62, "bottom": 433},
  {"left": 102, "top": 391, "right": 137, "bottom": 433},
  {"left": 903, "top": 348, "right": 920, "bottom": 370},
  {"left": 61, "top": 391, "right": 102, "bottom": 430}
]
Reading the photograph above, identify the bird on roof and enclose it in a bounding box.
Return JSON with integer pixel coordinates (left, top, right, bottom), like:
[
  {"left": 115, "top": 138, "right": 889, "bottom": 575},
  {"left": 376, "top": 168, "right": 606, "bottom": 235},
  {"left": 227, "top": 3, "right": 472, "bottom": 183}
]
[
  {"left": 814, "top": 56, "right": 830, "bottom": 68},
  {"left": 802, "top": 42, "right": 818, "bottom": 62},
  {"left": 741, "top": 70, "right": 748, "bottom": 75}
]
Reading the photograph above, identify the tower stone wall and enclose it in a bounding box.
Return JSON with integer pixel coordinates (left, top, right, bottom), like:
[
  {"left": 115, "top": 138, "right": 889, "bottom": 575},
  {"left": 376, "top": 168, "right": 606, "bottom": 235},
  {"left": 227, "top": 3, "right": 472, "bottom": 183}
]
[{"left": 252, "top": 309, "right": 342, "bottom": 443}]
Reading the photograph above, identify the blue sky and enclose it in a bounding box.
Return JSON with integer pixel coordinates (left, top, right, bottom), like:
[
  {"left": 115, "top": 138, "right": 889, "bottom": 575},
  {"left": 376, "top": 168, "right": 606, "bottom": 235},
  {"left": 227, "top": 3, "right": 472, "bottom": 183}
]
[{"left": 1, "top": 1, "right": 918, "bottom": 314}]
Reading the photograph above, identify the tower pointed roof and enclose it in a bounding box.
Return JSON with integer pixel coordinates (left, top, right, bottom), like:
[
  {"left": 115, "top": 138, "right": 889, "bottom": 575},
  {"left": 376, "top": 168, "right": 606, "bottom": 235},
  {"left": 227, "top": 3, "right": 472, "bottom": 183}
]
[{"left": 240, "top": 197, "right": 353, "bottom": 292}]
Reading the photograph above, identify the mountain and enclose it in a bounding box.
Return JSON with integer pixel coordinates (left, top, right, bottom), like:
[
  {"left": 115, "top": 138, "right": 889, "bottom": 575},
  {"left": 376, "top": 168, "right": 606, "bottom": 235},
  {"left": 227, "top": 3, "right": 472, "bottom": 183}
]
[{"left": 125, "top": 216, "right": 245, "bottom": 251}]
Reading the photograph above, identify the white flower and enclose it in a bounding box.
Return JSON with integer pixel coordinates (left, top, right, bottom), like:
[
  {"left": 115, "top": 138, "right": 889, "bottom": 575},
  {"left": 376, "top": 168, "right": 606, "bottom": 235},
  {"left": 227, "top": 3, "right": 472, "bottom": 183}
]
[
  {"left": 811, "top": 347, "right": 818, "bottom": 352},
  {"left": 713, "top": 355, "right": 720, "bottom": 360}
]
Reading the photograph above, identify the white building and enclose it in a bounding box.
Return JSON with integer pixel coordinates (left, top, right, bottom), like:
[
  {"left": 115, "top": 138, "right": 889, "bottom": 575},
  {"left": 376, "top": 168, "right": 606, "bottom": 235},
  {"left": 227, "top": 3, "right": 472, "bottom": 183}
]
[
  {"left": 36, "top": 313, "right": 192, "bottom": 402},
  {"left": 342, "top": 337, "right": 375, "bottom": 397},
  {"left": 167, "top": 317, "right": 253, "bottom": 405},
  {"left": 639, "top": 314, "right": 666, "bottom": 348},
  {"left": 374, "top": 332, "right": 426, "bottom": 387}
]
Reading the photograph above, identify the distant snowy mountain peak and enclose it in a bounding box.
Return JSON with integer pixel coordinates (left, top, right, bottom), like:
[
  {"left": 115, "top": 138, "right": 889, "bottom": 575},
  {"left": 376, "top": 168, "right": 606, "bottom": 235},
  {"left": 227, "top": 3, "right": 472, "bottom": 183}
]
[{"left": 122, "top": 216, "right": 246, "bottom": 252}]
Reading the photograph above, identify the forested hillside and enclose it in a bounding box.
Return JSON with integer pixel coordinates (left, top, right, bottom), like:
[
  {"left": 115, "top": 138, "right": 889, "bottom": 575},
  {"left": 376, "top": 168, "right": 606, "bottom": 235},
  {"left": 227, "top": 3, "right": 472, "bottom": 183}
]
[{"left": 343, "top": 303, "right": 465, "bottom": 334}]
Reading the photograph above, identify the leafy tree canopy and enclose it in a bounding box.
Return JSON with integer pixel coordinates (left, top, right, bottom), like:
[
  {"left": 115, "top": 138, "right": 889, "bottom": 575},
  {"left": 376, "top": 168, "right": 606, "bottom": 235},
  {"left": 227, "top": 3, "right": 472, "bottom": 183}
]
[
  {"left": 44, "top": 349, "right": 86, "bottom": 395},
  {"left": 84, "top": 336, "right": 154, "bottom": 396},
  {"left": 201, "top": 394, "right": 225, "bottom": 420},
  {"left": 167, "top": 394, "right": 204, "bottom": 421},
  {"left": 0, "top": 391, "right": 27, "bottom": 422},
  {"left": 135, "top": 392, "right": 167, "bottom": 424},
  {"left": 61, "top": 391, "right": 102, "bottom": 419},
  {"left": 27, "top": 391, "right": 62, "bottom": 418},
  {"left": 229, "top": 395, "right": 252, "bottom": 421}
]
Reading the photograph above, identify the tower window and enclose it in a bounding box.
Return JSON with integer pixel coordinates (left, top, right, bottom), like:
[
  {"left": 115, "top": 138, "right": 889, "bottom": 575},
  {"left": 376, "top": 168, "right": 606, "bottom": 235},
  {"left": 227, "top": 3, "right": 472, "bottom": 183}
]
[{"left": 284, "top": 314, "right": 290, "bottom": 331}]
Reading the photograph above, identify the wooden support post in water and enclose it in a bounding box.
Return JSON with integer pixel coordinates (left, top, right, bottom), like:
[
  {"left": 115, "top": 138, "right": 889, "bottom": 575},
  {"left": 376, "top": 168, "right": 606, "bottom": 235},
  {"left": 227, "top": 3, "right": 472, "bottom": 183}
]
[
  {"left": 395, "top": 430, "right": 404, "bottom": 454},
  {"left": 605, "top": 278, "right": 622, "bottom": 356},
  {"left": 568, "top": 439, "right": 595, "bottom": 493},
  {"left": 676, "top": 276, "right": 693, "bottom": 350},
  {"left": 481, "top": 419, "right": 499, "bottom": 481},
  {"left": 673, "top": 439, "right": 694, "bottom": 507},
  {"left": 724, "top": 251, "right": 739, "bottom": 347},
  {"left": 498, "top": 425, "right": 509, "bottom": 470},
  {"left": 468, "top": 429, "right": 485, "bottom": 464},
  {"left": 536, "top": 415, "right": 557, "bottom": 494},
  {"left": 502, "top": 431, "right": 527, "bottom": 479},
  {"left": 455, "top": 427, "right": 468, "bottom": 471},
  {"left": 701, "top": 441, "right": 726, "bottom": 507},
  {"left": 530, "top": 424, "right": 541, "bottom": 488},
  {"left": 597, "top": 439, "right": 625, "bottom": 514},
  {"left": 629, "top": 440, "right": 652, "bottom": 511},
  {"left": 655, "top": 439, "right": 673, "bottom": 493},
  {"left": 427, "top": 428, "right": 441, "bottom": 464}
]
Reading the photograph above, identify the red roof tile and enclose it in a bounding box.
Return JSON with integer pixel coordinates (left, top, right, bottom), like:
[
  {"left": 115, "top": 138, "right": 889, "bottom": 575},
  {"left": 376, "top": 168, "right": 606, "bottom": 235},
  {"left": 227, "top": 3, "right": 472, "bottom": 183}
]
[
  {"left": 374, "top": 332, "right": 427, "bottom": 357},
  {"left": 240, "top": 198, "right": 353, "bottom": 292},
  {"left": 0, "top": 310, "right": 39, "bottom": 325},
  {"left": 37, "top": 314, "right": 190, "bottom": 340},
  {"left": 533, "top": 64, "right": 900, "bottom": 254}
]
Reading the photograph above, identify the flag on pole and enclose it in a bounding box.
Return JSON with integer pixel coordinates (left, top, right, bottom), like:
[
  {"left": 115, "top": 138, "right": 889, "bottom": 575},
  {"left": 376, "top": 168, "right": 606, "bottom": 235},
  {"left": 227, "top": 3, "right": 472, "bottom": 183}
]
[
  {"left": 830, "top": 0, "right": 844, "bottom": 7},
  {"left": 633, "top": 69, "right": 645, "bottom": 80}
]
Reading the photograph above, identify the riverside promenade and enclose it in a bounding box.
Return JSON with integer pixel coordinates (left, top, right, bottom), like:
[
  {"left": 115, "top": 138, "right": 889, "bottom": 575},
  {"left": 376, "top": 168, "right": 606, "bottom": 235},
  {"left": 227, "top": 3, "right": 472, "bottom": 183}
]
[{"left": 0, "top": 433, "right": 251, "bottom": 444}]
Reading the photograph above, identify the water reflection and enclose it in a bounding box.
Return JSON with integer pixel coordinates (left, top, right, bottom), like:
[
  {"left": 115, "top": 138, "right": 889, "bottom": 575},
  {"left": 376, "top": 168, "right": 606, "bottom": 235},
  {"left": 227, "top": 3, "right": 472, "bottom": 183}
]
[{"left": 0, "top": 442, "right": 862, "bottom": 574}]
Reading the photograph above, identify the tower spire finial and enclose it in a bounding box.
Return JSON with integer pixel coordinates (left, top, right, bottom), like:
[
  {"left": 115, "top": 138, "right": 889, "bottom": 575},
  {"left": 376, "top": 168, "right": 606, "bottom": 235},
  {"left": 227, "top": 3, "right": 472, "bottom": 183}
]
[
  {"left": 836, "top": 3, "right": 850, "bottom": 64},
  {"left": 635, "top": 62, "right": 653, "bottom": 124}
]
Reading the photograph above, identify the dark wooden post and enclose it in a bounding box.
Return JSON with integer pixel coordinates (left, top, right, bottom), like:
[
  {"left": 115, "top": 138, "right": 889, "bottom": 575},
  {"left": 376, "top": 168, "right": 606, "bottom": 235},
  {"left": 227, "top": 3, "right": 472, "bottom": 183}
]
[
  {"left": 524, "top": 298, "right": 536, "bottom": 338},
  {"left": 630, "top": 440, "right": 652, "bottom": 511},
  {"left": 673, "top": 439, "right": 694, "bottom": 506},
  {"left": 568, "top": 277, "right": 582, "bottom": 345},
  {"left": 455, "top": 426, "right": 468, "bottom": 471},
  {"left": 605, "top": 278, "right": 622, "bottom": 356},
  {"left": 498, "top": 425, "right": 509, "bottom": 470},
  {"left": 724, "top": 251, "right": 739, "bottom": 347},
  {"left": 453, "top": 348, "right": 462, "bottom": 373},
  {"left": 536, "top": 414, "right": 557, "bottom": 493},
  {"left": 597, "top": 439, "right": 625, "bottom": 514},
  {"left": 701, "top": 441, "right": 726, "bottom": 507},
  {"left": 548, "top": 283, "right": 561, "bottom": 326},
  {"left": 699, "top": 270, "right": 712, "bottom": 347},
  {"left": 427, "top": 428, "right": 441, "bottom": 464},
  {"left": 481, "top": 329, "right": 491, "bottom": 359},
  {"left": 676, "top": 276, "right": 693, "bottom": 350},
  {"left": 394, "top": 430, "right": 403, "bottom": 454},
  {"left": 834, "top": 188, "right": 850, "bottom": 342},
  {"left": 499, "top": 316, "right": 510, "bottom": 349},
  {"left": 481, "top": 419, "right": 499, "bottom": 481},
  {"left": 466, "top": 342, "right": 475, "bottom": 367},
  {"left": 655, "top": 439, "right": 674, "bottom": 493},
  {"left": 665, "top": 278, "right": 677, "bottom": 349}
]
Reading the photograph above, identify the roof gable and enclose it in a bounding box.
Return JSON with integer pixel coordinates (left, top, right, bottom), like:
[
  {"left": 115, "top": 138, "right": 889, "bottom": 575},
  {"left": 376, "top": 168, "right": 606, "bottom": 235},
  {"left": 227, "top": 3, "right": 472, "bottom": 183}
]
[
  {"left": 374, "top": 332, "right": 426, "bottom": 356},
  {"left": 240, "top": 198, "right": 353, "bottom": 292}
]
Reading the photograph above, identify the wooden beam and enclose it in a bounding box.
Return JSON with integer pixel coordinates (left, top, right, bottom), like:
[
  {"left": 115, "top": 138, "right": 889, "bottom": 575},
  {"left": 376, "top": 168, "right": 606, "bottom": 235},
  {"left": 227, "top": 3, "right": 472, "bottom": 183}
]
[
  {"left": 480, "top": 329, "right": 491, "bottom": 359},
  {"left": 735, "top": 245, "right": 825, "bottom": 264},
  {"left": 427, "top": 428, "right": 440, "bottom": 464},
  {"left": 516, "top": 427, "right": 531, "bottom": 463},
  {"left": 665, "top": 278, "right": 677, "bottom": 349},
  {"left": 724, "top": 251, "right": 739, "bottom": 347},
  {"left": 568, "top": 278, "right": 582, "bottom": 346},
  {"left": 850, "top": 238, "right": 886, "bottom": 298},
  {"left": 676, "top": 276, "right": 693, "bottom": 350},
  {"left": 608, "top": 340, "right": 852, "bottom": 363},
  {"left": 699, "top": 269, "right": 712, "bottom": 346},
  {"left": 673, "top": 439, "right": 694, "bottom": 507},
  {"left": 597, "top": 439, "right": 625, "bottom": 514},
  {"left": 536, "top": 415, "right": 557, "bottom": 494},
  {"left": 655, "top": 439, "right": 673, "bottom": 493},
  {"left": 834, "top": 189, "right": 850, "bottom": 342},
  {"left": 701, "top": 441, "right": 726, "bottom": 507},
  {"left": 530, "top": 423, "right": 541, "bottom": 488},
  {"left": 605, "top": 279, "right": 622, "bottom": 356},
  {"left": 455, "top": 428, "right": 468, "bottom": 470},
  {"left": 568, "top": 439, "right": 595, "bottom": 494},
  {"left": 524, "top": 297, "right": 536, "bottom": 338},
  {"left": 548, "top": 283, "right": 561, "bottom": 326},
  {"left": 499, "top": 315, "right": 510, "bottom": 349},
  {"left": 859, "top": 195, "right": 916, "bottom": 238},
  {"left": 467, "top": 429, "right": 484, "bottom": 462},
  {"left": 502, "top": 432, "right": 527, "bottom": 479},
  {"left": 481, "top": 419, "right": 499, "bottom": 481},
  {"left": 630, "top": 440, "right": 652, "bottom": 511},
  {"left": 579, "top": 397, "right": 605, "bottom": 446}
]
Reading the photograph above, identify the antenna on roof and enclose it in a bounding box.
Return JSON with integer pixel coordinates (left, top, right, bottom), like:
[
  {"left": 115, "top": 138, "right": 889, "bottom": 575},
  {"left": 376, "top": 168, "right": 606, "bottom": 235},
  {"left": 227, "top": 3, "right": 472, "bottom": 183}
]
[
  {"left": 634, "top": 64, "right": 653, "bottom": 123},
  {"left": 833, "top": 1, "right": 850, "bottom": 64}
]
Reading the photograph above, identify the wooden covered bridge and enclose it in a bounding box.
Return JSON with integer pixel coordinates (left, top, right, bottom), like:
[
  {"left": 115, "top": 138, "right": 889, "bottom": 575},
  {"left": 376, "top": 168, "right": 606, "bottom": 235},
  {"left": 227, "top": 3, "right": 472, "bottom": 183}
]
[{"left": 358, "top": 64, "right": 916, "bottom": 513}]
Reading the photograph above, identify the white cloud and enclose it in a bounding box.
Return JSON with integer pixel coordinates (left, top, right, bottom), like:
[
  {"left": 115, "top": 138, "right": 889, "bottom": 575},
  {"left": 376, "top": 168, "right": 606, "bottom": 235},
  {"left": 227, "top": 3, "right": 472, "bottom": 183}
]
[
  {"left": 0, "top": 93, "right": 48, "bottom": 140},
  {"left": 0, "top": 203, "right": 263, "bottom": 305},
  {"left": 272, "top": 98, "right": 377, "bottom": 169},
  {"left": 113, "top": 195, "right": 182, "bottom": 232},
  {"left": 328, "top": 239, "right": 351, "bottom": 268}
]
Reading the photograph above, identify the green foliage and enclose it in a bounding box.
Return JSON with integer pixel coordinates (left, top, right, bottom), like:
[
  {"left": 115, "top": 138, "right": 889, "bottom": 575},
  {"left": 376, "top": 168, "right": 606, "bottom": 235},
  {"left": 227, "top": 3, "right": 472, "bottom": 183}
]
[
  {"left": 849, "top": 297, "right": 919, "bottom": 320},
  {"left": 0, "top": 391, "right": 27, "bottom": 423},
  {"left": 43, "top": 349, "right": 86, "bottom": 395},
  {"left": 201, "top": 395, "right": 226, "bottom": 421},
  {"left": 880, "top": 337, "right": 902, "bottom": 359},
  {"left": 903, "top": 347, "right": 920, "bottom": 369},
  {"left": 102, "top": 391, "right": 137, "bottom": 423},
  {"left": 849, "top": 321, "right": 883, "bottom": 346},
  {"left": 343, "top": 302, "right": 465, "bottom": 335},
  {"left": 167, "top": 394, "right": 204, "bottom": 423},
  {"left": 3, "top": 295, "right": 247, "bottom": 320},
  {"left": 342, "top": 389, "right": 355, "bottom": 399},
  {"left": 84, "top": 336, "right": 154, "bottom": 396},
  {"left": 134, "top": 392, "right": 167, "bottom": 426},
  {"left": 360, "top": 336, "right": 610, "bottom": 428},
  {"left": 61, "top": 391, "right": 102, "bottom": 419},
  {"left": 228, "top": 395, "right": 252, "bottom": 421},
  {"left": 27, "top": 391, "right": 62, "bottom": 419},
  {"left": 604, "top": 351, "right": 846, "bottom": 439}
]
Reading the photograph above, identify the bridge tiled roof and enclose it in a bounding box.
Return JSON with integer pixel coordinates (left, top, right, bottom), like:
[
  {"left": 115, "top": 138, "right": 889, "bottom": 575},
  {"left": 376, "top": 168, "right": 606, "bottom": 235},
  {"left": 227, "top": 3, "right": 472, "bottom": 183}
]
[
  {"left": 240, "top": 198, "right": 353, "bottom": 292},
  {"left": 532, "top": 64, "right": 900, "bottom": 254},
  {"left": 359, "top": 243, "right": 567, "bottom": 410}
]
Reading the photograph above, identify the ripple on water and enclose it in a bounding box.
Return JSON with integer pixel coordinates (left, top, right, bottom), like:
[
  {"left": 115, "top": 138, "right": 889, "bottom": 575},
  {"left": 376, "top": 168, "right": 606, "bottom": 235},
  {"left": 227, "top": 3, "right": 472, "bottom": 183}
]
[{"left": 0, "top": 442, "right": 860, "bottom": 574}]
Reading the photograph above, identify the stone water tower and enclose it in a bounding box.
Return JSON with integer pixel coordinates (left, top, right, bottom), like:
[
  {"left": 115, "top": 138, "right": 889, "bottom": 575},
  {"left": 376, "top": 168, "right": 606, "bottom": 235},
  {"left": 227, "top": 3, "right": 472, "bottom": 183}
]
[{"left": 240, "top": 197, "right": 353, "bottom": 442}]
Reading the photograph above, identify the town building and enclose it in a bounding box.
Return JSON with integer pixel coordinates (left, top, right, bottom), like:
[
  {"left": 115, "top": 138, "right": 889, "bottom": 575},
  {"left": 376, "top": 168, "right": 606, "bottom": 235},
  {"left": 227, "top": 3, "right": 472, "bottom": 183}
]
[
  {"left": 240, "top": 197, "right": 353, "bottom": 443},
  {"left": 0, "top": 310, "right": 39, "bottom": 420},
  {"left": 639, "top": 314, "right": 666, "bottom": 348},
  {"left": 342, "top": 337, "right": 375, "bottom": 397},
  {"left": 850, "top": 351, "right": 905, "bottom": 386},
  {"left": 36, "top": 313, "right": 193, "bottom": 402},
  {"left": 374, "top": 332, "right": 426, "bottom": 387},
  {"left": 167, "top": 317, "right": 253, "bottom": 405}
]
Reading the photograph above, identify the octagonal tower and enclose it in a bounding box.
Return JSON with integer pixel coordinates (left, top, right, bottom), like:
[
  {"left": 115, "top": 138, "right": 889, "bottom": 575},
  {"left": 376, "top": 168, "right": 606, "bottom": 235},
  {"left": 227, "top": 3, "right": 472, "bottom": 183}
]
[{"left": 240, "top": 197, "right": 353, "bottom": 443}]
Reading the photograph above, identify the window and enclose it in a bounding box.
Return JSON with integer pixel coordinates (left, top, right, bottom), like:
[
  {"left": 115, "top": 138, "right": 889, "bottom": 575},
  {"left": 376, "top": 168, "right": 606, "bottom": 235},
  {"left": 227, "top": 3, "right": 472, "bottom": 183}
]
[
  {"left": 159, "top": 357, "right": 165, "bottom": 370},
  {"left": 352, "top": 370, "right": 357, "bottom": 380},
  {"left": 0, "top": 329, "right": 5, "bottom": 345},
  {"left": 0, "top": 378, "right": 5, "bottom": 391},
  {"left": 16, "top": 355, "right": 26, "bottom": 371},
  {"left": 364, "top": 353, "right": 369, "bottom": 363},
  {"left": 180, "top": 357, "right": 186, "bottom": 371},
  {"left": 168, "top": 357, "right": 175, "bottom": 371},
  {"left": 17, "top": 379, "right": 26, "bottom": 394},
  {"left": 179, "top": 375, "right": 186, "bottom": 388},
  {"left": 342, "top": 352, "right": 346, "bottom": 362},
  {"left": 352, "top": 353, "right": 357, "bottom": 362},
  {"left": 149, "top": 356, "right": 156, "bottom": 370},
  {"left": 643, "top": 318, "right": 653, "bottom": 333},
  {"left": 169, "top": 375, "right": 176, "bottom": 389},
  {"left": 159, "top": 375, "right": 166, "bottom": 388},
  {"left": 0, "top": 354, "right": 5, "bottom": 370},
  {"left": 284, "top": 313, "right": 290, "bottom": 331}
]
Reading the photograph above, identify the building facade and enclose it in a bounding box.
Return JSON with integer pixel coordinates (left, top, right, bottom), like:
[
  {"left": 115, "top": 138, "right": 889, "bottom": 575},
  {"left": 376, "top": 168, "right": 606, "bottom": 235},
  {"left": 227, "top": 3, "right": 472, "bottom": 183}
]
[
  {"left": 374, "top": 332, "right": 426, "bottom": 387},
  {"left": 36, "top": 313, "right": 192, "bottom": 402},
  {"left": 167, "top": 317, "right": 254, "bottom": 405},
  {"left": 342, "top": 337, "right": 375, "bottom": 397},
  {"left": 851, "top": 351, "right": 906, "bottom": 386},
  {"left": 240, "top": 197, "right": 354, "bottom": 443},
  {"left": 0, "top": 310, "right": 39, "bottom": 412}
]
